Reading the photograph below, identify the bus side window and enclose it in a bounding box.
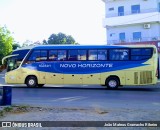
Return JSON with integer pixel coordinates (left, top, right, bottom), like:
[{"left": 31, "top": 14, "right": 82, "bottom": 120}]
[
  {"left": 98, "top": 50, "right": 107, "bottom": 60},
  {"left": 49, "top": 50, "right": 58, "bottom": 61},
  {"left": 131, "top": 48, "right": 152, "bottom": 60},
  {"left": 27, "top": 50, "right": 40, "bottom": 63},
  {"left": 109, "top": 49, "right": 129, "bottom": 60},
  {"left": 68, "top": 50, "right": 78, "bottom": 61},
  {"left": 40, "top": 51, "right": 47, "bottom": 61},
  {"left": 88, "top": 50, "right": 97, "bottom": 60},
  {"left": 58, "top": 50, "right": 67, "bottom": 61},
  {"left": 78, "top": 50, "right": 87, "bottom": 60}
]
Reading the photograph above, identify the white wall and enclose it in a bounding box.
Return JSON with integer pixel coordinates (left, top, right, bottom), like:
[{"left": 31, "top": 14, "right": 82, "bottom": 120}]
[
  {"left": 105, "top": 0, "right": 158, "bottom": 17},
  {"left": 103, "top": 12, "right": 160, "bottom": 27},
  {"left": 107, "top": 23, "right": 160, "bottom": 43}
]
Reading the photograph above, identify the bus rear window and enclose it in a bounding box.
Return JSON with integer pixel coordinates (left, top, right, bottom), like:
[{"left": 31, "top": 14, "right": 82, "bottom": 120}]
[
  {"left": 131, "top": 48, "right": 153, "bottom": 60},
  {"left": 131, "top": 48, "right": 152, "bottom": 55}
]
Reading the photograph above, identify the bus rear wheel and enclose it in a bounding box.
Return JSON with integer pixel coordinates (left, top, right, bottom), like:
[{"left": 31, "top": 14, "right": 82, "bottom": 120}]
[
  {"left": 26, "top": 76, "right": 38, "bottom": 88},
  {"left": 106, "top": 77, "right": 119, "bottom": 90}
]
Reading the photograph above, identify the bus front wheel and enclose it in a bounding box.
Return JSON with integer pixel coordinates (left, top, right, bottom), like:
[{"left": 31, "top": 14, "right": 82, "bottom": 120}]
[
  {"left": 106, "top": 77, "right": 119, "bottom": 90},
  {"left": 26, "top": 76, "right": 38, "bottom": 88}
]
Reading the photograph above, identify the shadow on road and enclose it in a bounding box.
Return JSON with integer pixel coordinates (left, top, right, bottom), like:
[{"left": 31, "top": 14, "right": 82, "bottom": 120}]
[{"left": 12, "top": 85, "right": 159, "bottom": 92}]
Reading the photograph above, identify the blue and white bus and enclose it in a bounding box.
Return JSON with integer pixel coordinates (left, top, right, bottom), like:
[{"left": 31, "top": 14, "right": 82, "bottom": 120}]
[{"left": 4, "top": 45, "right": 158, "bottom": 89}]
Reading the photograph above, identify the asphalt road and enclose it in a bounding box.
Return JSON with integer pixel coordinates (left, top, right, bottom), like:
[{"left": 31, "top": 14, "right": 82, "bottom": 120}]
[{"left": 10, "top": 85, "right": 160, "bottom": 110}]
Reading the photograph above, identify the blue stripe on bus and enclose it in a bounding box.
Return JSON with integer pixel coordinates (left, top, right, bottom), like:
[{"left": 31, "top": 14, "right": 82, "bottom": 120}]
[
  {"left": 22, "top": 61, "right": 148, "bottom": 74},
  {"left": 33, "top": 45, "right": 128, "bottom": 50}
]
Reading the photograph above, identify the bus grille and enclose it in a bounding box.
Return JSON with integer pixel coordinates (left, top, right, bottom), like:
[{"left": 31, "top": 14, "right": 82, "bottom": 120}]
[
  {"left": 134, "top": 72, "right": 138, "bottom": 84},
  {"left": 140, "top": 71, "right": 152, "bottom": 84}
]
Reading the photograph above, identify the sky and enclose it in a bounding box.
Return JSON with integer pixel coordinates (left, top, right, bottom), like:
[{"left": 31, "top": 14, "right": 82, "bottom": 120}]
[{"left": 0, "top": 0, "right": 106, "bottom": 45}]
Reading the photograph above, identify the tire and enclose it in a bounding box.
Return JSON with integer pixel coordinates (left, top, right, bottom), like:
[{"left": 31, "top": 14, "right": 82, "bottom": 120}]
[
  {"left": 26, "top": 76, "right": 38, "bottom": 88},
  {"left": 106, "top": 77, "right": 119, "bottom": 90},
  {"left": 38, "top": 84, "right": 44, "bottom": 87}
]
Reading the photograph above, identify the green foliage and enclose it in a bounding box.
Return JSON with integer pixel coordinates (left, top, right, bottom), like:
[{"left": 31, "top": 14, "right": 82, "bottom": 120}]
[
  {"left": 12, "top": 43, "right": 21, "bottom": 50},
  {"left": 0, "top": 111, "right": 4, "bottom": 117},
  {"left": 46, "top": 32, "right": 78, "bottom": 45},
  {"left": 4, "top": 107, "right": 13, "bottom": 112},
  {"left": 0, "top": 26, "right": 14, "bottom": 64}
]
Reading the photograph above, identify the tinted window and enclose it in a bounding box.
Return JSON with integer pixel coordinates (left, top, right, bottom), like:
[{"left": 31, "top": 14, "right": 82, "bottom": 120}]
[
  {"left": 98, "top": 50, "right": 107, "bottom": 60},
  {"left": 131, "top": 48, "right": 153, "bottom": 60},
  {"left": 58, "top": 50, "right": 66, "bottom": 61},
  {"left": 27, "top": 50, "right": 47, "bottom": 62},
  {"left": 109, "top": 49, "right": 129, "bottom": 60},
  {"left": 88, "top": 50, "right": 98, "bottom": 60},
  {"left": 40, "top": 51, "right": 47, "bottom": 61},
  {"left": 28, "top": 50, "right": 40, "bottom": 61},
  {"left": 49, "top": 50, "right": 58, "bottom": 61},
  {"left": 131, "top": 48, "right": 152, "bottom": 55},
  {"left": 68, "top": 50, "right": 78, "bottom": 61},
  {"left": 78, "top": 50, "right": 87, "bottom": 60}
]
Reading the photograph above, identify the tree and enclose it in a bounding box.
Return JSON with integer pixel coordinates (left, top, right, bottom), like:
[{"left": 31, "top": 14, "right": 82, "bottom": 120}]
[
  {"left": 22, "top": 40, "right": 33, "bottom": 47},
  {"left": 0, "top": 26, "right": 14, "bottom": 64},
  {"left": 12, "top": 43, "right": 21, "bottom": 50},
  {"left": 47, "top": 33, "right": 78, "bottom": 45},
  {"left": 42, "top": 39, "right": 48, "bottom": 45}
]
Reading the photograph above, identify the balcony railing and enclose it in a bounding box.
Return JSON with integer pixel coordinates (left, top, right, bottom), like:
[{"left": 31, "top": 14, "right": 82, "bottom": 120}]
[
  {"left": 106, "top": 8, "right": 159, "bottom": 18},
  {"left": 107, "top": 36, "right": 160, "bottom": 45}
]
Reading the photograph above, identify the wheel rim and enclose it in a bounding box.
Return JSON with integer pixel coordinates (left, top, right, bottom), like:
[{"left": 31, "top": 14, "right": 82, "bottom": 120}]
[
  {"left": 29, "top": 79, "right": 35, "bottom": 86},
  {"left": 108, "top": 80, "right": 117, "bottom": 88}
]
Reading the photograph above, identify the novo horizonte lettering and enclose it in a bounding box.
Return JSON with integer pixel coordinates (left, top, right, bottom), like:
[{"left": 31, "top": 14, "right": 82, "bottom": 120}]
[{"left": 60, "top": 63, "right": 113, "bottom": 68}]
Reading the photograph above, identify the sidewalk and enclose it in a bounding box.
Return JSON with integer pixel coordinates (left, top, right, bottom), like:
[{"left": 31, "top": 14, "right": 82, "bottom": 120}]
[{"left": 0, "top": 69, "right": 6, "bottom": 75}]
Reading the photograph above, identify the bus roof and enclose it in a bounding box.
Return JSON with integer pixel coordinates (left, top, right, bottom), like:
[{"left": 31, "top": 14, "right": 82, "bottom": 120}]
[
  {"left": 12, "top": 46, "right": 35, "bottom": 52},
  {"left": 32, "top": 44, "right": 157, "bottom": 50}
]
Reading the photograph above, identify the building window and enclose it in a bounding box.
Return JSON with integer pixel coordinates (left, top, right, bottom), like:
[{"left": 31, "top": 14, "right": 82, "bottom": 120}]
[
  {"left": 110, "top": 33, "right": 115, "bottom": 37},
  {"left": 109, "top": 7, "right": 114, "bottom": 11},
  {"left": 118, "top": 6, "right": 124, "bottom": 16},
  {"left": 133, "top": 32, "right": 141, "bottom": 41},
  {"left": 159, "top": 3, "right": 160, "bottom": 12},
  {"left": 119, "top": 33, "right": 125, "bottom": 41},
  {"left": 131, "top": 5, "right": 140, "bottom": 14}
]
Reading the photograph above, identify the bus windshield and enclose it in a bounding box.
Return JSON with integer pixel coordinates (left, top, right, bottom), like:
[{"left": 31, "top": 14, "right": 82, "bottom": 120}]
[{"left": 6, "top": 57, "right": 19, "bottom": 72}]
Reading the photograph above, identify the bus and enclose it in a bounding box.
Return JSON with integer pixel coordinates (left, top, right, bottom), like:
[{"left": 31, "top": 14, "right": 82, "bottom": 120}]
[
  {"left": 4, "top": 45, "right": 158, "bottom": 89},
  {"left": 2, "top": 46, "right": 33, "bottom": 72}
]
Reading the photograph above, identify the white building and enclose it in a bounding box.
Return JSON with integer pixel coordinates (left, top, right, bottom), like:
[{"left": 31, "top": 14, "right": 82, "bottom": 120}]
[{"left": 102, "top": 0, "right": 160, "bottom": 45}]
